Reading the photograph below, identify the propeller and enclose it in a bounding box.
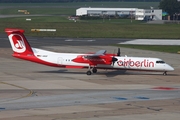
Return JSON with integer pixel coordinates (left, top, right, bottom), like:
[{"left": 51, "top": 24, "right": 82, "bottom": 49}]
[
  {"left": 112, "top": 56, "right": 118, "bottom": 66},
  {"left": 117, "top": 48, "right": 121, "bottom": 56},
  {"left": 111, "top": 48, "right": 120, "bottom": 66}
]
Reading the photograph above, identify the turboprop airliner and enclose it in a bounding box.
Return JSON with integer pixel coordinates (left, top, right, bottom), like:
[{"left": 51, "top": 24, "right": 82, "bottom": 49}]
[{"left": 5, "top": 28, "right": 174, "bottom": 75}]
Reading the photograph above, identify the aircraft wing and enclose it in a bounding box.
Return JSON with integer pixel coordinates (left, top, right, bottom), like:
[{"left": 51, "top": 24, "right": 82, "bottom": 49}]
[
  {"left": 73, "top": 50, "right": 112, "bottom": 65},
  {"left": 85, "top": 50, "right": 106, "bottom": 58}
]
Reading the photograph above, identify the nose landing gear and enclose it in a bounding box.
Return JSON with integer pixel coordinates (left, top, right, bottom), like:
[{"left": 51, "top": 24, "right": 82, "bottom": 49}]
[{"left": 163, "top": 71, "right": 167, "bottom": 75}]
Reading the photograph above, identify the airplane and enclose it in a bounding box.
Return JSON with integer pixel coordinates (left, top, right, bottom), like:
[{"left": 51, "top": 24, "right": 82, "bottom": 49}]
[{"left": 5, "top": 28, "right": 174, "bottom": 76}]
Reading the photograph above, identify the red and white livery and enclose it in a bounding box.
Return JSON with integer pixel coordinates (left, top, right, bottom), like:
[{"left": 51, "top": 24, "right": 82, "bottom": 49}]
[{"left": 5, "top": 28, "right": 174, "bottom": 75}]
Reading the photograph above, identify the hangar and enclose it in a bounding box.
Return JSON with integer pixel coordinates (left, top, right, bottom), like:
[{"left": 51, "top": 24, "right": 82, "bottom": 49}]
[{"left": 76, "top": 7, "right": 162, "bottom": 21}]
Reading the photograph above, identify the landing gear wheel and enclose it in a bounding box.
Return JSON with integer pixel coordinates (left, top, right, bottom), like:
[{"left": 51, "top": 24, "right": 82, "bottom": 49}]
[
  {"left": 86, "top": 71, "right": 92, "bottom": 75},
  {"left": 92, "top": 67, "right": 97, "bottom": 73},
  {"left": 163, "top": 71, "right": 167, "bottom": 76}
]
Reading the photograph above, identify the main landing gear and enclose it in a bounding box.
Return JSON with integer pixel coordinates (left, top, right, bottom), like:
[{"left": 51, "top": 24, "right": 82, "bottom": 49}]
[
  {"left": 163, "top": 71, "right": 167, "bottom": 76},
  {"left": 86, "top": 66, "right": 97, "bottom": 75}
]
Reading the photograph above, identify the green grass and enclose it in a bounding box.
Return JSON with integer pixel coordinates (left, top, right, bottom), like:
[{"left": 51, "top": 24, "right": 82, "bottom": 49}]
[
  {"left": 0, "top": 16, "right": 71, "bottom": 22},
  {"left": 0, "top": 17, "right": 180, "bottom": 39},
  {"left": 0, "top": 2, "right": 180, "bottom": 39},
  {"left": 115, "top": 45, "right": 180, "bottom": 53}
]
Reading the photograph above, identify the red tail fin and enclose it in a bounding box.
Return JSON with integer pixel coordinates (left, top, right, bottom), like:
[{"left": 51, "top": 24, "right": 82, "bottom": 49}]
[{"left": 5, "top": 28, "right": 33, "bottom": 56}]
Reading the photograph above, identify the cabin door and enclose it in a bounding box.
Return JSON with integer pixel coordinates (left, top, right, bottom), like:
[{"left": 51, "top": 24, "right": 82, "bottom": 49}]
[{"left": 58, "top": 57, "right": 63, "bottom": 65}]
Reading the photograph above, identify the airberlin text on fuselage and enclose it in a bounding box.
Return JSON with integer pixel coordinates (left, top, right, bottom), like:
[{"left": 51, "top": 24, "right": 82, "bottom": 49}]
[{"left": 117, "top": 59, "right": 154, "bottom": 68}]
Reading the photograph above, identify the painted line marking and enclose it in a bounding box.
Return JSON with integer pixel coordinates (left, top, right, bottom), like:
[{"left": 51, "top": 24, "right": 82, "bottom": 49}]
[
  {"left": 65, "top": 39, "right": 95, "bottom": 42},
  {"left": 0, "top": 81, "right": 34, "bottom": 103},
  {"left": 152, "top": 87, "right": 179, "bottom": 90},
  {"left": 113, "top": 97, "right": 127, "bottom": 100},
  {"left": 135, "top": 96, "right": 150, "bottom": 100},
  {"left": 0, "top": 108, "right": 5, "bottom": 110}
]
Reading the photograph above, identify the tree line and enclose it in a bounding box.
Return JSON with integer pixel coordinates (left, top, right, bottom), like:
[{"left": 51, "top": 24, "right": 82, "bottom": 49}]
[
  {"left": 159, "top": 0, "right": 180, "bottom": 16},
  {"left": 0, "top": 0, "right": 161, "bottom": 3}
]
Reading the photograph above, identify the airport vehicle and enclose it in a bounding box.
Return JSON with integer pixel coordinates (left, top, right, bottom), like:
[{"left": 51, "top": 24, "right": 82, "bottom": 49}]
[{"left": 5, "top": 28, "right": 174, "bottom": 75}]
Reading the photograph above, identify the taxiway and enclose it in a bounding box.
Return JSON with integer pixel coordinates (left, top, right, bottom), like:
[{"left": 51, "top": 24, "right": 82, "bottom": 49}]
[{"left": 0, "top": 35, "right": 180, "bottom": 120}]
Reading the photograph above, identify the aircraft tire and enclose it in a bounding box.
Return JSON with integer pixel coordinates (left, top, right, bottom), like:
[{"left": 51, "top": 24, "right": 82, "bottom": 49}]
[
  {"left": 87, "top": 71, "right": 92, "bottom": 75},
  {"left": 92, "top": 68, "right": 97, "bottom": 73}
]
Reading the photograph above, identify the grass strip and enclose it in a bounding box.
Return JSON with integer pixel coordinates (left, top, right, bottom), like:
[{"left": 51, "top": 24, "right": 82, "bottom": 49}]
[
  {"left": 115, "top": 44, "right": 180, "bottom": 53},
  {"left": 0, "top": 16, "right": 180, "bottom": 39}
]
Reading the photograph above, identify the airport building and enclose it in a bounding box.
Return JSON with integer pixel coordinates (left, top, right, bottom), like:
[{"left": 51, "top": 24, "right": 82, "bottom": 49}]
[{"left": 76, "top": 8, "right": 162, "bottom": 21}]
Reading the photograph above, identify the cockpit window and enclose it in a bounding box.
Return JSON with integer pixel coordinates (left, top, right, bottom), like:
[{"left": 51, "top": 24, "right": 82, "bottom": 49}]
[{"left": 156, "top": 61, "right": 165, "bottom": 64}]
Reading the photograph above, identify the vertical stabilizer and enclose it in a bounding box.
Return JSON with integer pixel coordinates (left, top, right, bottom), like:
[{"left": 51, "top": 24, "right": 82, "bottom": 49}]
[{"left": 5, "top": 28, "right": 33, "bottom": 56}]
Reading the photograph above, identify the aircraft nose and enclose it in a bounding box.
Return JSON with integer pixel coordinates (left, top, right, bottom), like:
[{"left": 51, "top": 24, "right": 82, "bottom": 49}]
[{"left": 167, "top": 64, "right": 174, "bottom": 71}]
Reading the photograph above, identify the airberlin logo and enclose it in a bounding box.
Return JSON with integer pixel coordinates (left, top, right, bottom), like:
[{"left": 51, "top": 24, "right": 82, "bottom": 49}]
[
  {"left": 8, "top": 34, "right": 26, "bottom": 53},
  {"left": 117, "top": 59, "right": 154, "bottom": 68}
]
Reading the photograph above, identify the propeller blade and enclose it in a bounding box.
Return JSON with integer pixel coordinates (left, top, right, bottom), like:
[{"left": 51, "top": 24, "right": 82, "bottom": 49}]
[
  {"left": 111, "top": 48, "right": 120, "bottom": 66},
  {"left": 117, "top": 48, "right": 121, "bottom": 56}
]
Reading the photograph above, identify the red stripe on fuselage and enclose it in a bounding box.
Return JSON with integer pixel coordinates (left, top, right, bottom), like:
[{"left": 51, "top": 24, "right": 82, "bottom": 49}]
[
  {"left": 13, "top": 53, "right": 86, "bottom": 69},
  {"left": 13, "top": 53, "right": 61, "bottom": 67}
]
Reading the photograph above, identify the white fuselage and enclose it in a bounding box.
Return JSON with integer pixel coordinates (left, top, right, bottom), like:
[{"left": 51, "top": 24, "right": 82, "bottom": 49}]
[{"left": 32, "top": 48, "right": 174, "bottom": 72}]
